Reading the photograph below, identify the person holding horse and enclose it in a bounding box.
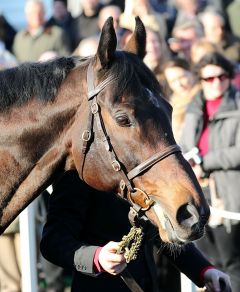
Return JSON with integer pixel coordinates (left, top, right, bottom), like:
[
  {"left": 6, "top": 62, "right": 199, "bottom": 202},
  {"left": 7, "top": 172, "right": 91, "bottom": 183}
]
[{"left": 40, "top": 171, "right": 231, "bottom": 292}]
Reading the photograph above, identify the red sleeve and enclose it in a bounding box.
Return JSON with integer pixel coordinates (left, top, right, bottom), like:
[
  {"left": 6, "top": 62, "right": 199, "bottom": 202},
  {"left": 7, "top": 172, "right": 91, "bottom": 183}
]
[
  {"left": 199, "top": 265, "right": 215, "bottom": 286},
  {"left": 93, "top": 246, "right": 104, "bottom": 273}
]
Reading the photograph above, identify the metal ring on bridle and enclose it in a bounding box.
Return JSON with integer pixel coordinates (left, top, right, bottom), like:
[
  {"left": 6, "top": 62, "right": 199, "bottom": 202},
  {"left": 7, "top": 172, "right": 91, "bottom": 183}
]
[
  {"left": 82, "top": 130, "right": 91, "bottom": 141},
  {"left": 91, "top": 102, "right": 99, "bottom": 114},
  {"left": 112, "top": 160, "right": 121, "bottom": 171},
  {"left": 128, "top": 188, "right": 155, "bottom": 211}
]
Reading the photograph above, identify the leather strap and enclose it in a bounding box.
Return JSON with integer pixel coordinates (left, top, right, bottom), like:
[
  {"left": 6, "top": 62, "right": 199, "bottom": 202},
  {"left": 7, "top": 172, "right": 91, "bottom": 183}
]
[
  {"left": 79, "top": 106, "right": 94, "bottom": 180},
  {"left": 87, "top": 62, "right": 116, "bottom": 100},
  {"left": 120, "top": 268, "right": 144, "bottom": 292},
  {"left": 128, "top": 145, "right": 181, "bottom": 180}
]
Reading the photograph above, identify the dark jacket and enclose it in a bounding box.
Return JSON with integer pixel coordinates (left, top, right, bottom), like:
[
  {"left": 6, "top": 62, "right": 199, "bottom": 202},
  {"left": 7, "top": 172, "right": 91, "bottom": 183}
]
[
  {"left": 181, "top": 86, "right": 240, "bottom": 214},
  {"left": 70, "top": 5, "right": 103, "bottom": 51},
  {"left": 40, "top": 171, "right": 211, "bottom": 292}
]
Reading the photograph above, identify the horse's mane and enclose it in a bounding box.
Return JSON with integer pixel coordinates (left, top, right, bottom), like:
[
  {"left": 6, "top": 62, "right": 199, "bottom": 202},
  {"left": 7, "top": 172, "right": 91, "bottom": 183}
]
[
  {"left": 0, "top": 51, "right": 163, "bottom": 113},
  {"left": 0, "top": 56, "right": 86, "bottom": 112}
]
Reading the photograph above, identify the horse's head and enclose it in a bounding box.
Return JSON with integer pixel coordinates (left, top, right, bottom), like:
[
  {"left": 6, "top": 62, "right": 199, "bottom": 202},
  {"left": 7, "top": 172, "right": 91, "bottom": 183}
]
[{"left": 71, "top": 17, "right": 210, "bottom": 244}]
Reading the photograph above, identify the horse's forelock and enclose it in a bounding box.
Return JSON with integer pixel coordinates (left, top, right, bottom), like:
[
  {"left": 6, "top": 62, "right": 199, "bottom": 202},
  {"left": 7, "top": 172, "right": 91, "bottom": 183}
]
[
  {"left": 106, "top": 52, "right": 161, "bottom": 104},
  {"left": 102, "top": 52, "right": 172, "bottom": 145}
]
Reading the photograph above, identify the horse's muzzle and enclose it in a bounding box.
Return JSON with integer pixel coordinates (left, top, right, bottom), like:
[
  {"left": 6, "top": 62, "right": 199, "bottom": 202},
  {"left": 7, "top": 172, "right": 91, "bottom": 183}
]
[
  {"left": 173, "top": 202, "right": 210, "bottom": 242},
  {"left": 158, "top": 202, "right": 209, "bottom": 244}
]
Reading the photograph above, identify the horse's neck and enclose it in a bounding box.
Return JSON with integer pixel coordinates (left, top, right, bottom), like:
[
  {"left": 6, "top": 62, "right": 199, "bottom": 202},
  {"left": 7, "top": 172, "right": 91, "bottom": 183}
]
[
  {"left": 0, "top": 95, "right": 81, "bottom": 158},
  {"left": 1, "top": 65, "right": 86, "bottom": 172},
  {"left": 0, "top": 101, "right": 84, "bottom": 230},
  {"left": 0, "top": 71, "right": 87, "bottom": 232}
]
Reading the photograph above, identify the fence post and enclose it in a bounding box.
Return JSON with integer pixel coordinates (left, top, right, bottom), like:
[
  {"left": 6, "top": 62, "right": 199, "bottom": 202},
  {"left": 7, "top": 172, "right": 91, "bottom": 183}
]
[
  {"left": 19, "top": 202, "right": 38, "bottom": 292},
  {"left": 181, "top": 273, "right": 197, "bottom": 292}
]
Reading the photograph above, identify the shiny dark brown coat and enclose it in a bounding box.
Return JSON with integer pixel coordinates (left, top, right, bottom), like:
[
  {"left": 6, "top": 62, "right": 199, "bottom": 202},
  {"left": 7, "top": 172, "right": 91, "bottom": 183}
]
[{"left": 0, "top": 17, "right": 209, "bottom": 243}]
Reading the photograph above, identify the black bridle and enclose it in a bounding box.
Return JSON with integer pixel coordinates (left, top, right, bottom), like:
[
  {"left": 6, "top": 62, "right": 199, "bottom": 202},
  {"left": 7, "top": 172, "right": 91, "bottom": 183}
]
[{"left": 79, "top": 61, "right": 181, "bottom": 215}]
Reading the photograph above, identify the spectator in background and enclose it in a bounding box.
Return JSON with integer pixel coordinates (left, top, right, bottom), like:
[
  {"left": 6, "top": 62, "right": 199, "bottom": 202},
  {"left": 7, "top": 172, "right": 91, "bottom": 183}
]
[
  {"left": 98, "top": 5, "right": 121, "bottom": 30},
  {"left": 0, "top": 218, "right": 21, "bottom": 292},
  {"left": 163, "top": 57, "right": 199, "bottom": 142},
  {"left": 74, "top": 5, "right": 131, "bottom": 56},
  {"left": 173, "top": 0, "right": 203, "bottom": 28},
  {"left": 199, "top": 9, "right": 240, "bottom": 63},
  {"left": 0, "top": 41, "right": 18, "bottom": 70},
  {"left": 206, "top": 0, "right": 233, "bottom": 30},
  {"left": 207, "top": 0, "right": 233, "bottom": 14},
  {"left": 46, "top": 0, "right": 75, "bottom": 51},
  {"left": 180, "top": 52, "right": 240, "bottom": 292},
  {"left": 168, "top": 20, "right": 203, "bottom": 61},
  {"left": 13, "top": 0, "right": 70, "bottom": 62},
  {"left": 143, "top": 28, "right": 170, "bottom": 85},
  {"left": 98, "top": 5, "right": 131, "bottom": 49},
  {"left": 190, "top": 38, "right": 219, "bottom": 64},
  {"left": 227, "top": 0, "right": 240, "bottom": 38},
  {"left": 149, "top": 0, "right": 177, "bottom": 37},
  {"left": 108, "top": 0, "right": 125, "bottom": 11},
  {"left": 67, "top": 0, "right": 82, "bottom": 17},
  {"left": 73, "top": 36, "right": 99, "bottom": 57},
  {"left": 70, "top": 0, "right": 103, "bottom": 51},
  {"left": 0, "top": 14, "right": 16, "bottom": 52},
  {"left": 119, "top": 0, "right": 168, "bottom": 39}
]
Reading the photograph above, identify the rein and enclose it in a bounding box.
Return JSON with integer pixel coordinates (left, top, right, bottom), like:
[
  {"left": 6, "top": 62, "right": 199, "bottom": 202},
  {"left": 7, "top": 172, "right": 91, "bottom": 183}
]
[{"left": 79, "top": 62, "right": 181, "bottom": 291}]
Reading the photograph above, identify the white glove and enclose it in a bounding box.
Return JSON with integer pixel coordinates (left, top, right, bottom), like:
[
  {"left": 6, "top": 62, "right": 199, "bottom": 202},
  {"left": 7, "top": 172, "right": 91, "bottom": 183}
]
[{"left": 203, "top": 268, "right": 232, "bottom": 292}]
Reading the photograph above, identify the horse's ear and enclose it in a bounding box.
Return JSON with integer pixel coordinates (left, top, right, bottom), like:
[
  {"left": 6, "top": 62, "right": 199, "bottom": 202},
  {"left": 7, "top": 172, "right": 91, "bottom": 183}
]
[
  {"left": 124, "top": 17, "right": 146, "bottom": 59},
  {"left": 96, "top": 17, "right": 117, "bottom": 69}
]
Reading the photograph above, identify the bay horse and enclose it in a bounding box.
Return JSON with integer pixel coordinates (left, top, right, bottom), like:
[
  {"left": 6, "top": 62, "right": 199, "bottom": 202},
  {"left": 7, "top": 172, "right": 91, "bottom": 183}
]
[{"left": 0, "top": 17, "right": 209, "bottom": 244}]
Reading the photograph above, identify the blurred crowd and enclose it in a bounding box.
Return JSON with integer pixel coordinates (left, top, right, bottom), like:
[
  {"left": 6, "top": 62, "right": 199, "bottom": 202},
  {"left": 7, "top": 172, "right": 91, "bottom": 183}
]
[{"left": 0, "top": 0, "right": 240, "bottom": 291}]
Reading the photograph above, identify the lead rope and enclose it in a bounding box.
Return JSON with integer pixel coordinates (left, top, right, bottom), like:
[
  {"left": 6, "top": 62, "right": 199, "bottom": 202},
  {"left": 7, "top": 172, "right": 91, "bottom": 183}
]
[
  {"left": 117, "top": 225, "right": 143, "bottom": 263},
  {"left": 115, "top": 207, "right": 146, "bottom": 292},
  {"left": 117, "top": 225, "right": 145, "bottom": 292}
]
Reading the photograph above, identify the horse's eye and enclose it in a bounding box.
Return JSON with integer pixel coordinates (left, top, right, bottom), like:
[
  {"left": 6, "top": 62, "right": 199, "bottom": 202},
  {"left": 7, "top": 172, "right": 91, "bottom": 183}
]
[{"left": 115, "top": 114, "right": 132, "bottom": 127}]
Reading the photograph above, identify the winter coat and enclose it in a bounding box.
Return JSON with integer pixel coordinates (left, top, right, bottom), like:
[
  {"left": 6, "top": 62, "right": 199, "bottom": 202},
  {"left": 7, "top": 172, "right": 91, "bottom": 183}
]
[
  {"left": 13, "top": 25, "right": 70, "bottom": 62},
  {"left": 181, "top": 86, "right": 240, "bottom": 214}
]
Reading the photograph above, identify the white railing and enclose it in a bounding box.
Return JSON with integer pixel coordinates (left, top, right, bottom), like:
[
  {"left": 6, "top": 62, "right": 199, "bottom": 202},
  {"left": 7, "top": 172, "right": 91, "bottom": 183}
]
[
  {"left": 210, "top": 206, "right": 240, "bottom": 221},
  {"left": 181, "top": 273, "right": 198, "bottom": 292},
  {"left": 19, "top": 201, "right": 38, "bottom": 292}
]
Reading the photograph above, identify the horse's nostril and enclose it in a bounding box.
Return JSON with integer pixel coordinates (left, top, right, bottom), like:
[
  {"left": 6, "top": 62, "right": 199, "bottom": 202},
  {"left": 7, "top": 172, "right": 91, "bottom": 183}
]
[{"left": 176, "top": 203, "right": 200, "bottom": 228}]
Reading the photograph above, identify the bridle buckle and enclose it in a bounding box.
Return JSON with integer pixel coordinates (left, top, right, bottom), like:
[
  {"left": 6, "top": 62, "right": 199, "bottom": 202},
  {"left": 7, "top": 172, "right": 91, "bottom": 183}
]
[
  {"left": 91, "top": 102, "right": 99, "bottom": 114},
  {"left": 82, "top": 130, "right": 91, "bottom": 142},
  {"left": 112, "top": 160, "right": 121, "bottom": 171},
  {"left": 128, "top": 188, "right": 155, "bottom": 212}
]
